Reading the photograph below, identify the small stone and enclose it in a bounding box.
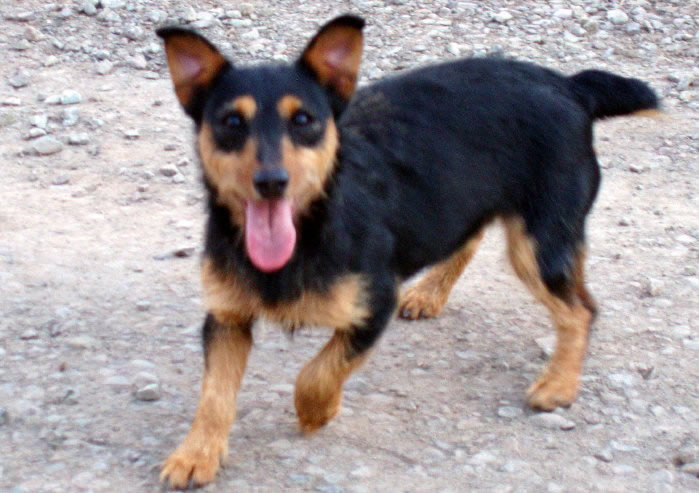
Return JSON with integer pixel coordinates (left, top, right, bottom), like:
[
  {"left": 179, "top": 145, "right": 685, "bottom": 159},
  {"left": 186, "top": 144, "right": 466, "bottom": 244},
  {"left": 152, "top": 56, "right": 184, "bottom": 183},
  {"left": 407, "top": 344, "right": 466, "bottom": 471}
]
[
  {"left": 172, "top": 247, "right": 196, "bottom": 258},
  {"left": 60, "top": 90, "right": 82, "bottom": 105},
  {"left": 129, "top": 54, "right": 148, "bottom": 70},
  {"left": 625, "top": 22, "right": 641, "bottom": 34},
  {"left": 95, "top": 60, "right": 114, "bottom": 75},
  {"left": 135, "top": 301, "right": 151, "bottom": 312},
  {"left": 62, "top": 108, "right": 80, "bottom": 127},
  {"left": 607, "top": 10, "right": 629, "bottom": 25},
  {"left": 32, "top": 136, "right": 63, "bottom": 155},
  {"left": 612, "top": 464, "right": 636, "bottom": 475},
  {"left": 529, "top": 413, "right": 576, "bottom": 430},
  {"left": 8, "top": 71, "right": 29, "bottom": 88},
  {"left": 52, "top": 175, "right": 70, "bottom": 186},
  {"left": 497, "top": 406, "right": 523, "bottom": 419},
  {"left": 0, "top": 407, "right": 8, "bottom": 426},
  {"left": 469, "top": 450, "right": 498, "bottom": 465},
  {"left": 618, "top": 217, "right": 631, "bottom": 226},
  {"left": 134, "top": 382, "right": 161, "bottom": 401},
  {"left": 554, "top": 9, "right": 573, "bottom": 19},
  {"left": 650, "top": 469, "right": 674, "bottom": 484},
  {"left": 68, "top": 133, "right": 90, "bottom": 145},
  {"left": 105, "top": 375, "right": 130, "bottom": 390},
  {"left": 12, "top": 39, "right": 32, "bottom": 51},
  {"left": 644, "top": 278, "right": 664, "bottom": 297},
  {"left": 595, "top": 449, "right": 613, "bottom": 463},
  {"left": 30, "top": 114, "right": 48, "bottom": 129},
  {"left": 159, "top": 165, "right": 178, "bottom": 177},
  {"left": 124, "top": 25, "right": 144, "bottom": 41},
  {"left": 535, "top": 335, "right": 555, "bottom": 358},
  {"left": 81, "top": 2, "right": 97, "bottom": 16},
  {"left": 349, "top": 466, "right": 374, "bottom": 479},
  {"left": 24, "top": 25, "right": 44, "bottom": 41},
  {"left": 67, "top": 336, "right": 96, "bottom": 350},
  {"left": 27, "top": 128, "right": 47, "bottom": 139},
  {"left": 680, "top": 463, "right": 699, "bottom": 477},
  {"left": 124, "top": 128, "right": 139, "bottom": 140},
  {"left": 607, "top": 372, "right": 636, "bottom": 388},
  {"left": 492, "top": 10, "right": 513, "bottom": 24},
  {"left": 1, "top": 97, "right": 22, "bottom": 106}
]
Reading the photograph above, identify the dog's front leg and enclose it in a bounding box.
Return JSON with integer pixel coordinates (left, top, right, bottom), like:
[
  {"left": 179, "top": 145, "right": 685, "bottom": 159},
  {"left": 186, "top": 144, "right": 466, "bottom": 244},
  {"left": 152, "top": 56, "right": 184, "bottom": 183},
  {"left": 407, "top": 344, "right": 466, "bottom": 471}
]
[
  {"left": 161, "top": 313, "right": 253, "bottom": 489},
  {"left": 295, "top": 283, "right": 395, "bottom": 433}
]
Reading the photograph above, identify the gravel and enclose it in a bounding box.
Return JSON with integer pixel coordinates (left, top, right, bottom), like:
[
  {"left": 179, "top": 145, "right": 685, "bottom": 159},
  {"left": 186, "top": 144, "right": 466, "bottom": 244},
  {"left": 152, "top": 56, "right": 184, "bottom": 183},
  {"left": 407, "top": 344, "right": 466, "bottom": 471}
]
[{"left": 0, "top": 1, "right": 697, "bottom": 492}]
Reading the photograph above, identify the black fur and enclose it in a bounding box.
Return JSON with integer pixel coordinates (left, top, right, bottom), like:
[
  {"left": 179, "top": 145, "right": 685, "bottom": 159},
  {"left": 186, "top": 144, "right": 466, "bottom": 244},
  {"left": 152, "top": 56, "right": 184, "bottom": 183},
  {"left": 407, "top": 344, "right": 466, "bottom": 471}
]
[{"left": 179, "top": 23, "right": 658, "bottom": 359}]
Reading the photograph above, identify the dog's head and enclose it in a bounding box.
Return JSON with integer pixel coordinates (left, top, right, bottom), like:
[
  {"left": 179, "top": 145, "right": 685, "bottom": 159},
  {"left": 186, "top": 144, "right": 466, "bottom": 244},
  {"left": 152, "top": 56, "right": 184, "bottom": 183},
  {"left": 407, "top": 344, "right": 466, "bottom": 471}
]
[{"left": 157, "top": 16, "right": 364, "bottom": 273}]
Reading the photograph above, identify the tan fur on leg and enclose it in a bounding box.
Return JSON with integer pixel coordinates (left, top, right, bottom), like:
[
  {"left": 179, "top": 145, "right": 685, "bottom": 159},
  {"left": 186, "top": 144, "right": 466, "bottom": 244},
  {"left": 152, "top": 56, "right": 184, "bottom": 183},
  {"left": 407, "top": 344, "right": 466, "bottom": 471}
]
[
  {"left": 295, "top": 331, "right": 367, "bottom": 433},
  {"left": 504, "top": 218, "right": 592, "bottom": 411},
  {"left": 161, "top": 314, "right": 252, "bottom": 489},
  {"left": 399, "top": 230, "right": 484, "bottom": 320},
  {"left": 573, "top": 248, "right": 598, "bottom": 318}
]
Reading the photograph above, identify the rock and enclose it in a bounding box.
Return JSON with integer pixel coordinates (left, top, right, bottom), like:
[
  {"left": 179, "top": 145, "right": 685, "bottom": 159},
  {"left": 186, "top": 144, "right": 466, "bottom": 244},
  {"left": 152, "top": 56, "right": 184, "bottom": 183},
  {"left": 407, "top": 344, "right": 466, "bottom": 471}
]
[
  {"left": 8, "top": 71, "right": 29, "bottom": 88},
  {"left": 644, "top": 277, "right": 664, "bottom": 297},
  {"left": 680, "top": 463, "right": 699, "bottom": 477},
  {"left": 535, "top": 335, "right": 555, "bottom": 358},
  {"left": 95, "top": 60, "right": 114, "bottom": 75},
  {"left": 529, "top": 413, "right": 576, "bottom": 430},
  {"left": 612, "top": 464, "right": 636, "bottom": 475},
  {"left": 553, "top": 9, "right": 573, "bottom": 20},
  {"left": 52, "top": 175, "right": 70, "bottom": 186},
  {"left": 62, "top": 108, "right": 80, "bottom": 127},
  {"left": 492, "top": 11, "right": 513, "bottom": 24},
  {"left": 497, "top": 406, "right": 523, "bottom": 419},
  {"left": 124, "top": 128, "right": 139, "bottom": 140},
  {"left": 32, "top": 136, "right": 63, "bottom": 155},
  {"left": 469, "top": 450, "right": 498, "bottom": 466},
  {"left": 607, "top": 9, "right": 629, "bottom": 25},
  {"left": 68, "top": 133, "right": 90, "bottom": 145},
  {"left": 105, "top": 375, "right": 130, "bottom": 391},
  {"left": 129, "top": 54, "right": 148, "bottom": 70},
  {"left": 595, "top": 448, "right": 613, "bottom": 463},
  {"left": 134, "top": 383, "right": 161, "bottom": 401},
  {"left": 135, "top": 301, "right": 151, "bottom": 312},
  {"left": 159, "top": 164, "right": 178, "bottom": 177},
  {"left": 60, "top": 90, "right": 82, "bottom": 105},
  {"left": 607, "top": 372, "right": 637, "bottom": 388},
  {"left": 67, "top": 336, "right": 97, "bottom": 350},
  {"left": 81, "top": 1, "right": 97, "bottom": 16}
]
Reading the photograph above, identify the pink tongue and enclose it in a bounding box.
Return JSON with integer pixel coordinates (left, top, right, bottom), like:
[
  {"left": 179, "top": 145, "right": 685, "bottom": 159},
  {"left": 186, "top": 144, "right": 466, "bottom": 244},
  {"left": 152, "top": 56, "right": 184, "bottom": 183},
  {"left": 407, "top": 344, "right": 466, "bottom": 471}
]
[{"left": 245, "top": 199, "right": 296, "bottom": 272}]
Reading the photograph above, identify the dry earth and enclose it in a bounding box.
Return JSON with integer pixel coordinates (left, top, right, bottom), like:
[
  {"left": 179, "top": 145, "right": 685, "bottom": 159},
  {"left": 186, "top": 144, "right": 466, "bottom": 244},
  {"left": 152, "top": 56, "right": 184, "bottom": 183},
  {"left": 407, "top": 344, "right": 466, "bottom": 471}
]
[{"left": 0, "top": 1, "right": 697, "bottom": 492}]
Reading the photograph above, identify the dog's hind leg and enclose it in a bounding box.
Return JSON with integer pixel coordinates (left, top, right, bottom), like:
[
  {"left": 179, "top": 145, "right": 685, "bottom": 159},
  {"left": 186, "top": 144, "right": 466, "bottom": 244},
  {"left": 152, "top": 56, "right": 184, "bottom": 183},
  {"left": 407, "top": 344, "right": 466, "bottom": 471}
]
[
  {"left": 161, "top": 313, "right": 253, "bottom": 489},
  {"left": 399, "top": 230, "right": 484, "bottom": 320},
  {"left": 504, "top": 217, "right": 593, "bottom": 411}
]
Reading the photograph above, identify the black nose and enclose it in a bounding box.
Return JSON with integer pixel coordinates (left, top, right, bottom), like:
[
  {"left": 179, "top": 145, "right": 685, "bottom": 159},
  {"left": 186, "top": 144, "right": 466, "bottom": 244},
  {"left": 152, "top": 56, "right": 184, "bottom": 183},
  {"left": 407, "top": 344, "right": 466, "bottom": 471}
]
[{"left": 253, "top": 167, "right": 289, "bottom": 199}]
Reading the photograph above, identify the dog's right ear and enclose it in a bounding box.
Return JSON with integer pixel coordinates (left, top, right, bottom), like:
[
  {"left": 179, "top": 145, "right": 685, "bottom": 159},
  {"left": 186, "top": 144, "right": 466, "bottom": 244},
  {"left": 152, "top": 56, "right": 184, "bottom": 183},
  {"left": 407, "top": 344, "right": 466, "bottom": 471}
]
[{"left": 156, "top": 27, "right": 229, "bottom": 120}]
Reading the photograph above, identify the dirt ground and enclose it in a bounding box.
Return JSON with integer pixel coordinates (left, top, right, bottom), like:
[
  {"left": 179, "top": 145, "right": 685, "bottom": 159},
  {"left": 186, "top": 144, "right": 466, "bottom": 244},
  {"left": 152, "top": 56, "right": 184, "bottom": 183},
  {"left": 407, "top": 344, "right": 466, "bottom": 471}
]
[{"left": 0, "top": 1, "right": 697, "bottom": 492}]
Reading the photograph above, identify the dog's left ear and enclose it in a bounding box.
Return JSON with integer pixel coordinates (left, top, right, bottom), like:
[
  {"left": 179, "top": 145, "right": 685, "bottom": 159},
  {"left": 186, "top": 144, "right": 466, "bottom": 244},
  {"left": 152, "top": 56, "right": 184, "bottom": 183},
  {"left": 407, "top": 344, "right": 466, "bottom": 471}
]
[{"left": 299, "top": 15, "right": 365, "bottom": 108}]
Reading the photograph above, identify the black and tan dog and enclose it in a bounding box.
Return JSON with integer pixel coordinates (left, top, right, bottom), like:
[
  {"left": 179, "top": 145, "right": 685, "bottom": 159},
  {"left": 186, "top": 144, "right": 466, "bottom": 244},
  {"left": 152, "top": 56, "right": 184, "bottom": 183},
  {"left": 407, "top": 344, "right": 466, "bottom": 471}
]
[{"left": 156, "top": 15, "right": 658, "bottom": 488}]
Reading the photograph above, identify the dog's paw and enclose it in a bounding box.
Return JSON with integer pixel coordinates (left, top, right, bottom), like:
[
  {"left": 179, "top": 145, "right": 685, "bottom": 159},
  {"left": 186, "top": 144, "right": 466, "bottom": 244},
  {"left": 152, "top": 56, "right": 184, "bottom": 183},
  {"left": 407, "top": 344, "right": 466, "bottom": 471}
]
[
  {"left": 398, "top": 285, "right": 446, "bottom": 320},
  {"left": 160, "top": 438, "right": 226, "bottom": 490},
  {"left": 295, "top": 389, "right": 342, "bottom": 434},
  {"left": 526, "top": 370, "right": 579, "bottom": 411}
]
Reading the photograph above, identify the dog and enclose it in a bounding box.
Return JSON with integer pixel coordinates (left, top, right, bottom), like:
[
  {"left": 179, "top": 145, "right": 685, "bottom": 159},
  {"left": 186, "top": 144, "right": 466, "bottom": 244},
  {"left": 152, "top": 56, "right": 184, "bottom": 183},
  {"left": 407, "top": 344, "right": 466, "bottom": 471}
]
[{"left": 155, "top": 15, "right": 659, "bottom": 488}]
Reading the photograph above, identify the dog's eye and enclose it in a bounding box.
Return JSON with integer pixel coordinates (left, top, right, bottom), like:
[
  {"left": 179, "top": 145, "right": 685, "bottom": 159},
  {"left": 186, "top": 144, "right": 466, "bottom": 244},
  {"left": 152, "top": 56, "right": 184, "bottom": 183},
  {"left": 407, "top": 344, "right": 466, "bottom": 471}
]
[
  {"left": 291, "top": 110, "right": 313, "bottom": 127},
  {"left": 223, "top": 112, "right": 245, "bottom": 129}
]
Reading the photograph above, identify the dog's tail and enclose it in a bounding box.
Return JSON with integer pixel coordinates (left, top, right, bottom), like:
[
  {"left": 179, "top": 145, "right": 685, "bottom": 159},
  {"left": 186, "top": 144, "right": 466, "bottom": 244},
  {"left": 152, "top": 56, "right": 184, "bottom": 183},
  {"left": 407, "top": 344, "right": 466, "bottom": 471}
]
[{"left": 569, "top": 69, "right": 660, "bottom": 120}]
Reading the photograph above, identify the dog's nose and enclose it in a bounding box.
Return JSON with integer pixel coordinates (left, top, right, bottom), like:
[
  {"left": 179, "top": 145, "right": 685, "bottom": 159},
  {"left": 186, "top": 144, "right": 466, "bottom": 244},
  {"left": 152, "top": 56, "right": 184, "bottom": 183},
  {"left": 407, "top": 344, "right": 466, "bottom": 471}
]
[{"left": 253, "top": 167, "right": 289, "bottom": 199}]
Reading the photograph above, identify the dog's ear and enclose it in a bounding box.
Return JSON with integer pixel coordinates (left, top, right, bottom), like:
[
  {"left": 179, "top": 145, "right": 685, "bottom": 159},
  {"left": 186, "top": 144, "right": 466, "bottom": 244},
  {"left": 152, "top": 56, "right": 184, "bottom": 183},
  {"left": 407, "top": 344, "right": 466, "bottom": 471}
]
[
  {"left": 299, "top": 15, "right": 364, "bottom": 107},
  {"left": 156, "top": 27, "right": 229, "bottom": 120}
]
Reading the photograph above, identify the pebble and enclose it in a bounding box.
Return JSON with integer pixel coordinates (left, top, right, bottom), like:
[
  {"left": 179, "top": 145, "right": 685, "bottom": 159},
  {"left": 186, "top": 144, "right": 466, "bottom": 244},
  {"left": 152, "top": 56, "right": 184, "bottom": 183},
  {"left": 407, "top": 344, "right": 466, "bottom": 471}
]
[
  {"left": 595, "top": 448, "right": 613, "bottom": 463},
  {"left": 105, "top": 375, "right": 130, "bottom": 390},
  {"left": 124, "top": 128, "right": 140, "bottom": 139},
  {"left": 68, "top": 133, "right": 90, "bottom": 145},
  {"left": 529, "top": 413, "right": 576, "bottom": 430},
  {"left": 8, "top": 71, "right": 29, "bottom": 88},
  {"left": 159, "top": 164, "right": 179, "bottom": 177},
  {"left": 492, "top": 11, "right": 513, "bottom": 24},
  {"left": 612, "top": 464, "right": 636, "bottom": 475},
  {"left": 534, "top": 335, "right": 555, "bottom": 358},
  {"left": 468, "top": 450, "right": 498, "bottom": 466},
  {"left": 607, "top": 372, "right": 637, "bottom": 388},
  {"left": 135, "top": 300, "right": 151, "bottom": 312},
  {"left": 95, "top": 60, "right": 114, "bottom": 75},
  {"left": 607, "top": 9, "right": 629, "bottom": 25},
  {"left": 0, "top": 407, "right": 8, "bottom": 426},
  {"left": 52, "top": 175, "right": 70, "bottom": 186},
  {"left": 67, "top": 336, "right": 97, "bottom": 350},
  {"left": 60, "top": 90, "right": 82, "bottom": 105},
  {"left": 680, "top": 463, "right": 699, "bottom": 477},
  {"left": 497, "top": 406, "right": 523, "bottom": 419},
  {"left": 134, "top": 383, "right": 161, "bottom": 401},
  {"left": 62, "top": 108, "right": 80, "bottom": 127},
  {"left": 644, "top": 277, "right": 664, "bottom": 297},
  {"left": 32, "top": 136, "right": 63, "bottom": 155}
]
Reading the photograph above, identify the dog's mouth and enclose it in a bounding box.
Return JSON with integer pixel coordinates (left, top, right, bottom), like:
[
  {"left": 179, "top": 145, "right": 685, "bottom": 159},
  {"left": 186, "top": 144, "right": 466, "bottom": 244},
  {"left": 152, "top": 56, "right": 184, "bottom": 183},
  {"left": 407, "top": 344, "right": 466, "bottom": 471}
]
[{"left": 244, "top": 198, "right": 297, "bottom": 272}]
